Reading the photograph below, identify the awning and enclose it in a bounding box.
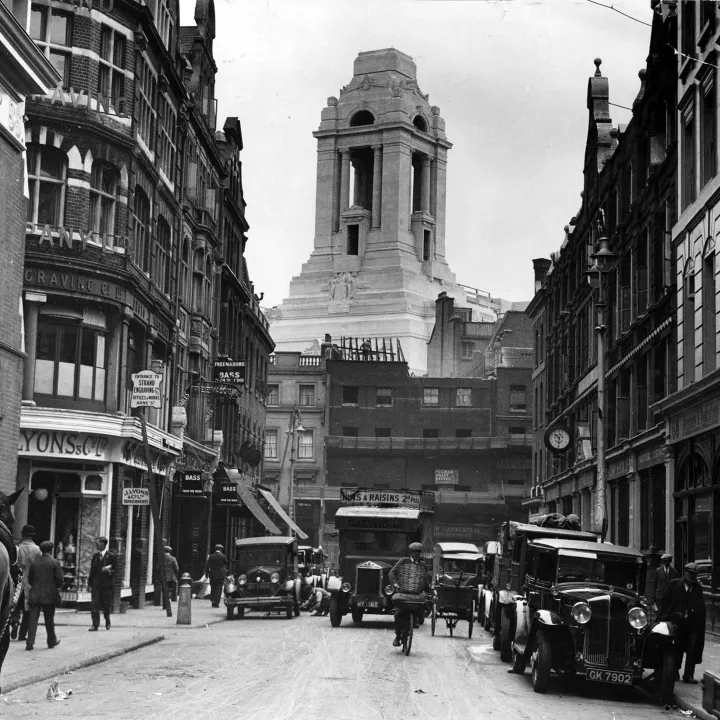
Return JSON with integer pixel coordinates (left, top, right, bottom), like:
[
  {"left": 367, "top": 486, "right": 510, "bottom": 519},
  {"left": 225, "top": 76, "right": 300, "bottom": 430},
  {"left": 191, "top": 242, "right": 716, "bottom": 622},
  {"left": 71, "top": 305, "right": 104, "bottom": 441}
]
[
  {"left": 235, "top": 483, "right": 282, "bottom": 536},
  {"left": 257, "top": 487, "right": 309, "bottom": 540}
]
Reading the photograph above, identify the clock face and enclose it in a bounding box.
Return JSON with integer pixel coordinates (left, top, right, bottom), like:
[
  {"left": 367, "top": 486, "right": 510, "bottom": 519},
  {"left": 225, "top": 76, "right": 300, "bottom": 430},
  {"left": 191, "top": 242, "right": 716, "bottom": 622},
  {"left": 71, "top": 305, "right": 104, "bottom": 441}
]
[{"left": 547, "top": 427, "right": 570, "bottom": 451}]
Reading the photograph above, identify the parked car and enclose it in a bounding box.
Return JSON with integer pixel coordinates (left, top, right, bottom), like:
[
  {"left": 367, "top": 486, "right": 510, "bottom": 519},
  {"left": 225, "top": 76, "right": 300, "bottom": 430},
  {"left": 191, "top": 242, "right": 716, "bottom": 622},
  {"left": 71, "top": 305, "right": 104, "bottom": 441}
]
[
  {"left": 507, "top": 538, "right": 679, "bottom": 700},
  {"left": 224, "top": 536, "right": 301, "bottom": 619}
]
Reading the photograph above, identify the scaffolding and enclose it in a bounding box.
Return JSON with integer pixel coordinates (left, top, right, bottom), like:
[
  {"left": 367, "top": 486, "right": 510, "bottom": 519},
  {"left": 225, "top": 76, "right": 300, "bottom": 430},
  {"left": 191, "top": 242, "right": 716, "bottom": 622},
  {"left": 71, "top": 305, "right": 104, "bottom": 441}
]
[{"left": 336, "top": 336, "right": 405, "bottom": 363}]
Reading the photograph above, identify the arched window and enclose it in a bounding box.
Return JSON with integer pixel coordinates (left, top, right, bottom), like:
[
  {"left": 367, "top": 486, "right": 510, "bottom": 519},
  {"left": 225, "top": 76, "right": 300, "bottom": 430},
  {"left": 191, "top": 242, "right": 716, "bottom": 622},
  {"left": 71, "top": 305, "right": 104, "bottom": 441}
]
[
  {"left": 132, "top": 187, "right": 150, "bottom": 271},
  {"left": 90, "top": 161, "right": 118, "bottom": 239},
  {"left": 155, "top": 216, "right": 171, "bottom": 294},
  {"left": 192, "top": 249, "right": 204, "bottom": 313},
  {"left": 26, "top": 145, "right": 67, "bottom": 226},
  {"left": 413, "top": 115, "right": 427, "bottom": 132},
  {"left": 349, "top": 110, "right": 374, "bottom": 127},
  {"left": 180, "top": 238, "right": 190, "bottom": 302},
  {"left": 204, "top": 256, "right": 213, "bottom": 317}
]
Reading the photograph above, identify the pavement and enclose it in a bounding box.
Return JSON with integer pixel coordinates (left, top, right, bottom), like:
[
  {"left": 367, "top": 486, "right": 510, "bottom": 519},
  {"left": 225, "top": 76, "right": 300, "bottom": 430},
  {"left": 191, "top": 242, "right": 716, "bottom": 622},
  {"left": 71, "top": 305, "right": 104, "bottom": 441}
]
[
  {"left": 0, "top": 601, "right": 717, "bottom": 719},
  {"left": 0, "top": 597, "right": 227, "bottom": 696}
]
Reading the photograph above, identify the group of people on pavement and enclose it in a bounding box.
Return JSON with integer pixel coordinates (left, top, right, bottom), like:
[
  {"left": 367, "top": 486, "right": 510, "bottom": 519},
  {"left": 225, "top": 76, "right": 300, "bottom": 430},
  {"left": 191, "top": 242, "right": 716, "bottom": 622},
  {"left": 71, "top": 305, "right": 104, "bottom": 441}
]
[{"left": 9, "top": 526, "right": 118, "bottom": 649}]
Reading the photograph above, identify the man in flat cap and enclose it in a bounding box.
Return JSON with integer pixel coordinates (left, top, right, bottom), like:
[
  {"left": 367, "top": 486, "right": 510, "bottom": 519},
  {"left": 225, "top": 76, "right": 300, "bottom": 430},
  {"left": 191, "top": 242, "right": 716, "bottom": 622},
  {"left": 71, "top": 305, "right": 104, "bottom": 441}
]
[
  {"left": 205, "top": 544, "right": 228, "bottom": 608},
  {"left": 650, "top": 553, "right": 678, "bottom": 607},
  {"left": 658, "top": 562, "right": 706, "bottom": 685}
]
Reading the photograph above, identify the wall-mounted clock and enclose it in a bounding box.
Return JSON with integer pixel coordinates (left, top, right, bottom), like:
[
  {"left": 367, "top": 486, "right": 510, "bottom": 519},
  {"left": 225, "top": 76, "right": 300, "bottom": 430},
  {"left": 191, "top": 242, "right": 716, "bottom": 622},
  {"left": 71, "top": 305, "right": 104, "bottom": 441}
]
[{"left": 545, "top": 425, "right": 571, "bottom": 453}]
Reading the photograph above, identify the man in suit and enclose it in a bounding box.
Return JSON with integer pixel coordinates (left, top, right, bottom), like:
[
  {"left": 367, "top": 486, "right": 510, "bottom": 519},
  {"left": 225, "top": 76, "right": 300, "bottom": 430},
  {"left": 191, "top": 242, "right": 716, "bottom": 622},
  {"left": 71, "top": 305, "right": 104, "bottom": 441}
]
[
  {"left": 650, "top": 553, "right": 678, "bottom": 606},
  {"left": 10, "top": 525, "right": 41, "bottom": 642},
  {"left": 658, "top": 562, "right": 707, "bottom": 685},
  {"left": 25, "top": 540, "right": 63, "bottom": 651},
  {"left": 164, "top": 546, "right": 179, "bottom": 602},
  {"left": 205, "top": 544, "right": 228, "bottom": 608},
  {"left": 87, "top": 536, "right": 117, "bottom": 631}
]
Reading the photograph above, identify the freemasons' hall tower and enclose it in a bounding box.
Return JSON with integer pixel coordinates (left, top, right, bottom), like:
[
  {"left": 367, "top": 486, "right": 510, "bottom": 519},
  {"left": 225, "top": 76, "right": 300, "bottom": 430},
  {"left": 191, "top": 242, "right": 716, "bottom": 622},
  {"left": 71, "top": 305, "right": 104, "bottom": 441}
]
[{"left": 269, "top": 48, "right": 468, "bottom": 372}]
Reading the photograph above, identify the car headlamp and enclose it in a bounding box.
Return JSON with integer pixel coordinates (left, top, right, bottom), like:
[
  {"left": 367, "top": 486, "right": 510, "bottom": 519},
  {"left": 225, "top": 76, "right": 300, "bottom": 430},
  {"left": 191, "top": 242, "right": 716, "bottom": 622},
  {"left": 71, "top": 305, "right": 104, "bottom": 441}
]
[
  {"left": 238, "top": 574, "right": 247, "bottom": 585},
  {"left": 384, "top": 584, "right": 395, "bottom": 596},
  {"left": 341, "top": 581, "right": 352, "bottom": 593},
  {"left": 571, "top": 601, "right": 592, "bottom": 624},
  {"left": 270, "top": 572, "right": 280, "bottom": 584},
  {"left": 628, "top": 607, "right": 647, "bottom": 629}
]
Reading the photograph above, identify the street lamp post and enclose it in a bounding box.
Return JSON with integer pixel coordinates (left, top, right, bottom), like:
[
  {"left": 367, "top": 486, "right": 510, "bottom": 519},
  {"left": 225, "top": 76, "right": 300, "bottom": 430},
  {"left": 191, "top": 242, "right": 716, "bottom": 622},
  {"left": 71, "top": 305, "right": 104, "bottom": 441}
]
[
  {"left": 585, "top": 229, "right": 617, "bottom": 536},
  {"left": 286, "top": 407, "right": 304, "bottom": 526}
]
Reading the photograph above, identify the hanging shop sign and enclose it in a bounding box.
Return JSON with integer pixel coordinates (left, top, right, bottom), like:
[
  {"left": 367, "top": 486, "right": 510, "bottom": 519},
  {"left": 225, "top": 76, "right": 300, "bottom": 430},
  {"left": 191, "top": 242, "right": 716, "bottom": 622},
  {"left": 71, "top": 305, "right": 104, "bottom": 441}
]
[
  {"left": 193, "top": 381, "right": 239, "bottom": 397},
  {"left": 131, "top": 370, "right": 163, "bottom": 409},
  {"left": 213, "top": 359, "right": 246, "bottom": 385},
  {"left": 434, "top": 469, "right": 459, "bottom": 485},
  {"left": 122, "top": 487, "right": 150, "bottom": 505},
  {"left": 340, "top": 488, "right": 434, "bottom": 511},
  {"left": 179, "top": 471, "right": 204, "bottom": 497},
  {"left": 218, "top": 481, "right": 241, "bottom": 506}
]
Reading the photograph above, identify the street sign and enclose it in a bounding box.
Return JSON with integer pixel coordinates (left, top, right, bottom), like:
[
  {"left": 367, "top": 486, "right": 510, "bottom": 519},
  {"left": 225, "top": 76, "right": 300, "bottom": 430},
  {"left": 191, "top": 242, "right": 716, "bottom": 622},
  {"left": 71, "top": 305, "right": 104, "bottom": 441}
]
[
  {"left": 213, "top": 359, "right": 245, "bottom": 385},
  {"left": 130, "top": 370, "right": 163, "bottom": 408},
  {"left": 122, "top": 487, "right": 150, "bottom": 505}
]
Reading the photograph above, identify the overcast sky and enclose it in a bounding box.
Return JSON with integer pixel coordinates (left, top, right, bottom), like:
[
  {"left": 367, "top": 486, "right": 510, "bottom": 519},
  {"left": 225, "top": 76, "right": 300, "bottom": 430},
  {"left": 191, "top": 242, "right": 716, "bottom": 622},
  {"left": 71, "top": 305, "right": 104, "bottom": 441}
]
[{"left": 182, "top": 0, "right": 652, "bottom": 307}]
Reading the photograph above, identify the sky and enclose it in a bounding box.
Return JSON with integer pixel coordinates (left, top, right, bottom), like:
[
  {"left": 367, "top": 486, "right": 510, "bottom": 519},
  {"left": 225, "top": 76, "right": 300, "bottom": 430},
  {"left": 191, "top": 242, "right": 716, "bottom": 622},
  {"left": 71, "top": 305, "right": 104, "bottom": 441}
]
[{"left": 181, "top": 0, "right": 653, "bottom": 308}]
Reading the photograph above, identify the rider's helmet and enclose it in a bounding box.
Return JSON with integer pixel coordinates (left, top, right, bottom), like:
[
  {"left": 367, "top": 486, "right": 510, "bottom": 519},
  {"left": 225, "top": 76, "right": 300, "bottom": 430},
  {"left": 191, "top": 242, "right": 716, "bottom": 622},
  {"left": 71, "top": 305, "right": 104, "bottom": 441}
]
[{"left": 408, "top": 542, "right": 423, "bottom": 552}]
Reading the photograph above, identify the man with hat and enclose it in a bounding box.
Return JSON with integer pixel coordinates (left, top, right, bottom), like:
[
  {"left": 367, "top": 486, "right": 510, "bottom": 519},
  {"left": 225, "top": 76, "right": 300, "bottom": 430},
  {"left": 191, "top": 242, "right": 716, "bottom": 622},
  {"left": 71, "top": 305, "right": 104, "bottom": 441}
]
[
  {"left": 9, "top": 525, "right": 41, "bottom": 642},
  {"left": 164, "top": 546, "right": 179, "bottom": 602},
  {"left": 650, "top": 553, "right": 678, "bottom": 606},
  {"left": 205, "top": 544, "right": 228, "bottom": 608},
  {"left": 658, "top": 562, "right": 706, "bottom": 685},
  {"left": 388, "top": 542, "right": 429, "bottom": 647},
  {"left": 87, "top": 536, "right": 117, "bottom": 631},
  {"left": 25, "top": 540, "right": 63, "bottom": 651}
]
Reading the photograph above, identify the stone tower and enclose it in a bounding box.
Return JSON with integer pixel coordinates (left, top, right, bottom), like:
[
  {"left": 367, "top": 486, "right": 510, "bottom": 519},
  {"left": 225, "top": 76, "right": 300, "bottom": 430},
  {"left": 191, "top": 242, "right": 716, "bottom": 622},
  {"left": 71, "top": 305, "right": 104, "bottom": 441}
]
[{"left": 269, "top": 48, "right": 468, "bottom": 373}]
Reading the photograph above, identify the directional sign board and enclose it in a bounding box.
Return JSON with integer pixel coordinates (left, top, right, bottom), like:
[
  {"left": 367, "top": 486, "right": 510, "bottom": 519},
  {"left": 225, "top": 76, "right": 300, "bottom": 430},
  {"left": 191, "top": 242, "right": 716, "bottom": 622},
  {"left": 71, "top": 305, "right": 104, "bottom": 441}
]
[
  {"left": 131, "top": 370, "right": 163, "bottom": 409},
  {"left": 122, "top": 487, "right": 150, "bottom": 505}
]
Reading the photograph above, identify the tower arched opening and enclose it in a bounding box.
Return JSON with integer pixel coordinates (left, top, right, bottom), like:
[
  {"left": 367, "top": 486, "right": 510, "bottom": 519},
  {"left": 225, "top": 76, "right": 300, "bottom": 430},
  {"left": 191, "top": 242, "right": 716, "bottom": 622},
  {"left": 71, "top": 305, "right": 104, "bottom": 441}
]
[{"left": 349, "top": 110, "right": 375, "bottom": 127}]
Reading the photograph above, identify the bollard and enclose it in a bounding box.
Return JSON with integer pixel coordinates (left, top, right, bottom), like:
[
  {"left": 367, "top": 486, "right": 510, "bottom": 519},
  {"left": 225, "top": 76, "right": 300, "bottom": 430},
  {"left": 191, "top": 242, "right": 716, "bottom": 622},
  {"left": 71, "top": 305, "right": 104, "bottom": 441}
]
[{"left": 176, "top": 573, "right": 192, "bottom": 625}]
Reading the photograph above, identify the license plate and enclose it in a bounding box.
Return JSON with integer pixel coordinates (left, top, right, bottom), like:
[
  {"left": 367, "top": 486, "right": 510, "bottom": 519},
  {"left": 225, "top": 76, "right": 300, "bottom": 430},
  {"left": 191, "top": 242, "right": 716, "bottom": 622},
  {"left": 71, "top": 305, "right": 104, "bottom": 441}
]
[
  {"left": 359, "top": 601, "right": 379, "bottom": 609},
  {"left": 586, "top": 669, "right": 633, "bottom": 685}
]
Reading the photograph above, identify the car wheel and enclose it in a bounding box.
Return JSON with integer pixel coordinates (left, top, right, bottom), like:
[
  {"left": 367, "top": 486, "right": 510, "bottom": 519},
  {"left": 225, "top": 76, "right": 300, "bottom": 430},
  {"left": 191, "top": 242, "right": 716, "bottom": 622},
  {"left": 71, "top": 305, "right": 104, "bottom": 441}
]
[
  {"left": 513, "top": 648, "right": 527, "bottom": 675},
  {"left": 500, "top": 609, "right": 513, "bottom": 662},
  {"left": 329, "top": 595, "right": 342, "bottom": 627},
  {"left": 431, "top": 603, "right": 437, "bottom": 636},
  {"left": 286, "top": 604, "right": 294, "bottom": 619},
  {"left": 531, "top": 631, "right": 552, "bottom": 694},
  {"left": 659, "top": 647, "right": 676, "bottom": 704},
  {"left": 236, "top": 607, "right": 244, "bottom": 619},
  {"left": 226, "top": 605, "right": 234, "bottom": 620},
  {"left": 352, "top": 609, "right": 364, "bottom": 623}
]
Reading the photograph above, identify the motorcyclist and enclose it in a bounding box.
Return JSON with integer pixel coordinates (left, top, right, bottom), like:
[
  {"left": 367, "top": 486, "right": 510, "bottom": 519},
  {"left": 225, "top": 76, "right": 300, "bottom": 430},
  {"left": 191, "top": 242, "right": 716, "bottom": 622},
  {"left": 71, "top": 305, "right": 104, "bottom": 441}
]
[{"left": 388, "top": 542, "right": 429, "bottom": 647}]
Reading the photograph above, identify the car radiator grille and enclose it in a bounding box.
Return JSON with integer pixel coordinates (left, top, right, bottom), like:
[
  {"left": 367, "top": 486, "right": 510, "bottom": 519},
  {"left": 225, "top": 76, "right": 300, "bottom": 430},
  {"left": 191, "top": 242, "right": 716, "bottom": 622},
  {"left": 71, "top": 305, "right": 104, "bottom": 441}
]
[
  {"left": 584, "top": 598, "right": 631, "bottom": 668},
  {"left": 355, "top": 567, "right": 382, "bottom": 595}
]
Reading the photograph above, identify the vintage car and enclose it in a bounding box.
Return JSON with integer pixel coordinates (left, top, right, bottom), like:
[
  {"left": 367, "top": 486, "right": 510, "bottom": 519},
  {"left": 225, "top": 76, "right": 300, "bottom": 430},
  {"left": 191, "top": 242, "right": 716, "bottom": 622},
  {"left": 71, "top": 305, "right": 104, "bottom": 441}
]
[
  {"left": 477, "top": 540, "right": 501, "bottom": 629},
  {"left": 297, "top": 545, "right": 329, "bottom": 587},
  {"left": 492, "top": 521, "right": 599, "bottom": 660},
  {"left": 431, "top": 542, "right": 481, "bottom": 637},
  {"left": 507, "top": 538, "right": 679, "bottom": 698},
  {"left": 223, "top": 536, "right": 301, "bottom": 619}
]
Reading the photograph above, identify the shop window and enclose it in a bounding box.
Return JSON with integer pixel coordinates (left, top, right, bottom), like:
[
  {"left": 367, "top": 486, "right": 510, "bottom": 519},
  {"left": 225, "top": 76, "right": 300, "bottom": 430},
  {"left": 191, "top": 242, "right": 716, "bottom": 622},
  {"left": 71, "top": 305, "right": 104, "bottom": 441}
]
[
  {"left": 26, "top": 145, "right": 67, "bottom": 226},
  {"left": 376, "top": 387, "right": 392, "bottom": 406},
  {"left": 297, "top": 430, "right": 313, "bottom": 459},
  {"left": 30, "top": 3, "right": 72, "bottom": 88},
  {"left": 89, "top": 161, "right": 118, "bottom": 240},
  {"left": 455, "top": 388, "right": 471, "bottom": 406},
  {"left": 155, "top": 216, "right": 171, "bottom": 294},
  {"left": 35, "top": 319, "right": 106, "bottom": 403},
  {"left": 423, "top": 387, "right": 439, "bottom": 405},
  {"left": 299, "top": 384, "right": 315, "bottom": 406},
  {"left": 98, "top": 25, "right": 126, "bottom": 112},
  {"left": 264, "top": 429, "right": 278, "bottom": 459},
  {"left": 132, "top": 186, "right": 150, "bottom": 272},
  {"left": 85, "top": 475, "right": 103, "bottom": 492}
]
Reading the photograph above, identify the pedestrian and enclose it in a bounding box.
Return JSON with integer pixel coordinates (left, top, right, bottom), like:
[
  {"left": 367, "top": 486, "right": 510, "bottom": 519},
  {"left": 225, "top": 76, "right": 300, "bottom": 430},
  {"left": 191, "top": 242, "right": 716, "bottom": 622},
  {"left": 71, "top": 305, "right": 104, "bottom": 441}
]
[
  {"left": 164, "top": 546, "right": 179, "bottom": 602},
  {"left": 650, "top": 553, "right": 678, "bottom": 607},
  {"left": 658, "top": 562, "right": 706, "bottom": 686},
  {"left": 205, "top": 544, "right": 228, "bottom": 608},
  {"left": 25, "top": 540, "right": 62, "bottom": 651},
  {"left": 9, "top": 525, "right": 41, "bottom": 642},
  {"left": 87, "top": 536, "right": 117, "bottom": 631}
]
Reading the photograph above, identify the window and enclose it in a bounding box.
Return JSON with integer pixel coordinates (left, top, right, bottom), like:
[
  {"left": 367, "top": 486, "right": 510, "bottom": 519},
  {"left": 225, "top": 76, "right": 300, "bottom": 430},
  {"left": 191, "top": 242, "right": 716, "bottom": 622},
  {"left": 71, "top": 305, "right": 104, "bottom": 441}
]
[
  {"left": 455, "top": 429, "right": 471, "bottom": 438},
  {"left": 509, "top": 385, "right": 527, "bottom": 411},
  {"left": 264, "top": 429, "right": 278, "bottom": 460},
  {"left": 158, "top": 94, "right": 177, "bottom": 183},
  {"left": 701, "top": 77, "right": 717, "bottom": 188},
  {"left": 423, "top": 387, "right": 439, "bottom": 405},
  {"left": 423, "top": 429, "right": 439, "bottom": 438},
  {"left": 347, "top": 224, "right": 359, "bottom": 255},
  {"left": 297, "top": 430, "right": 313, "bottom": 459},
  {"left": 460, "top": 342, "right": 474, "bottom": 359},
  {"left": 155, "top": 217, "right": 171, "bottom": 294},
  {"left": 179, "top": 238, "right": 190, "bottom": 302},
  {"left": 35, "top": 319, "right": 106, "bottom": 402},
  {"left": 509, "top": 427, "right": 526, "bottom": 436},
  {"left": 132, "top": 187, "right": 150, "bottom": 271},
  {"left": 154, "top": 0, "right": 174, "bottom": 49},
  {"left": 682, "top": 100, "right": 696, "bottom": 210},
  {"left": 30, "top": 4, "right": 72, "bottom": 88},
  {"left": 423, "top": 229, "right": 431, "bottom": 261},
  {"left": 98, "top": 26, "right": 126, "bottom": 112},
  {"left": 455, "top": 388, "right": 472, "bottom": 406},
  {"left": 26, "top": 145, "right": 66, "bottom": 226},
  {"left": 266, "top": 384, "right": 279, "bottom": 406},
  {"left": 342, "top": 427, "right": 358, "bottom": 437},
  {"left": 376, "top": 387, "right": 392, "bottom": 406},
  {"left": 192, "top": 250, "right": 204, "bottom": 313},
  {"left": 89, "top": 162, "right": 117, "bottom": 239},
  {"left": 136, "top": 55, "right": 157, "bottom": 149},
  {"left": 375, "top": 427, "right": 391, "bottom": 438},
  {"left": 299, "top": 384, "right": 315, "bottom": 406},
  {"left": 342, "top": 385, "right": 359, "bottom": 405},
  {"left": 683, "top": 269, "right": 696, "bottom": 385},
  {"left": 703, "top": 251, "right": 716, "bottom": 374},
  {"left": 204, "top": 256, "right": 213, "bottom": 317}
]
